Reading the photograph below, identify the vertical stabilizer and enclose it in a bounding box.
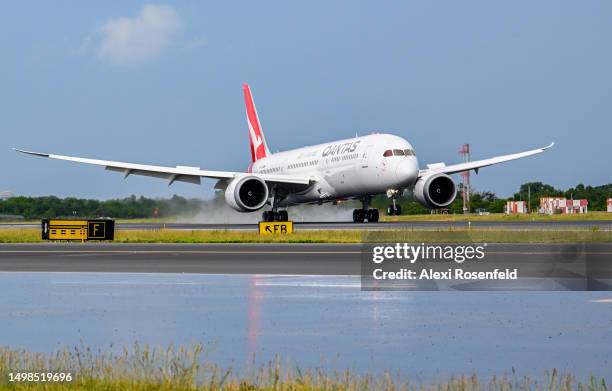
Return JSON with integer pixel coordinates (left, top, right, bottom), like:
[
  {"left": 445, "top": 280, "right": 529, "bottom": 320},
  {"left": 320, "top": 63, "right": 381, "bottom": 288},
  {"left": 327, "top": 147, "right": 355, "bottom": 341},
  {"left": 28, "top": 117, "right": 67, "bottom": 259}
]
[{"left": 243, "top": 84, "right": 270, "bottom": 162}]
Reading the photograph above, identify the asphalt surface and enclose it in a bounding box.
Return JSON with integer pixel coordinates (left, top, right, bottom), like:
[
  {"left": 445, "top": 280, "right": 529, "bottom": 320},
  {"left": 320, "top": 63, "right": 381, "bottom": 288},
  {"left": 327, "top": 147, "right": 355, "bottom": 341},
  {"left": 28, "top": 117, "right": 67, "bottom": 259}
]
[
  {"left": 0, "top": 243, "right": 610, "bottom": 277},
  {"left": 2, "top": 220, "right": 611, "bottom": 231}
]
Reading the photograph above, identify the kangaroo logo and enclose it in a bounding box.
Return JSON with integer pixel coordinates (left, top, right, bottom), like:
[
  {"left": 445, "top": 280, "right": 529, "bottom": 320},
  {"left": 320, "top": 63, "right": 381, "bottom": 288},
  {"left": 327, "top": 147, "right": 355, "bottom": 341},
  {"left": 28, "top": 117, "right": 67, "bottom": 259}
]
[
  {"left": 248, "top": 118, "right": 263, "bottom": 154},
  {"left": 243, "top": 84, "right": 268, "bottom": 162}
]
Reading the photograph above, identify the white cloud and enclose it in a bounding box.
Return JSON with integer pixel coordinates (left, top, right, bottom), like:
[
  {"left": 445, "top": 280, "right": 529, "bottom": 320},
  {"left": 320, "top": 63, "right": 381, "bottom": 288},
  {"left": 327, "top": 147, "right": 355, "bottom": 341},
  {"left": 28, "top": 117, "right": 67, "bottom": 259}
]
[
  {"left": 96, "top": 5, "right": 182, "bottom": 67},
  {"left": 184, "top": 37, "right": 207, "bottom": 51}
]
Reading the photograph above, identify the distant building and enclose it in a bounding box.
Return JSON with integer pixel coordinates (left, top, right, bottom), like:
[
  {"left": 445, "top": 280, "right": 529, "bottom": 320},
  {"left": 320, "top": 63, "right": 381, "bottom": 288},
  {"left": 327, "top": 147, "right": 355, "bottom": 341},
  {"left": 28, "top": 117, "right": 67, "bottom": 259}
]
[
  {"left": 540, "top": 197, "right": 588, "bottom": 214},
  {"left": 0, "top": 191, "right": 14, "bottom": 200},
  {"left": 607, "top": 198, "right": 612, "bottom": 213},
  {"left": 505, "top": 201, "right": 527, "bottom": 214}
]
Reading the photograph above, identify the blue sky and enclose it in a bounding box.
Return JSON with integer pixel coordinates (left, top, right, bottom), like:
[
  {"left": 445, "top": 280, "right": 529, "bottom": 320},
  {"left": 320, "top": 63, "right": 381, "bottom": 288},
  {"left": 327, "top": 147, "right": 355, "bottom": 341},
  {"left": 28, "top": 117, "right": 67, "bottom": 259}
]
[{"left": 2, "top": 1, "right": 610, "bottom": 199}]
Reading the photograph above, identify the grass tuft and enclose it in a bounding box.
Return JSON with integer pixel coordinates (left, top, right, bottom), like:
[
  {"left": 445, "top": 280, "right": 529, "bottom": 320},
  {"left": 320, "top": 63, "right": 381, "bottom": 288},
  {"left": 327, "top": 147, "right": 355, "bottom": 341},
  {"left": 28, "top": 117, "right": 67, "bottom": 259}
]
[{"left": 0, "top": 344, "right": 607, "bottom": 390}]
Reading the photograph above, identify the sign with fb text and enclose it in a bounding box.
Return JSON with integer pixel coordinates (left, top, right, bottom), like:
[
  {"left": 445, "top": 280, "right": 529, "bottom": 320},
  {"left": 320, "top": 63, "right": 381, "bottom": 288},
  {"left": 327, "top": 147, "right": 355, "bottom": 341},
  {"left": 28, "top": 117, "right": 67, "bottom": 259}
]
[{"left": 258, "top": 221, "right": 293, "bottom": 235}]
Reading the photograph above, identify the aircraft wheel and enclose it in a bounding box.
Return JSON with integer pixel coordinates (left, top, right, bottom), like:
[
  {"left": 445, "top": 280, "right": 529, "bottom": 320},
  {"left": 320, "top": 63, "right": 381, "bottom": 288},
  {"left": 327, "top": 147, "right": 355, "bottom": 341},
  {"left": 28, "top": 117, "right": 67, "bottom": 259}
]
[
  {"left": 394, "top": 205, "right": 402, "bottom": 216},
  {"left": 352, "top": 209, "right": 365, "bottom": 223},
  {"left": 387, "top": 205, "right": 394, "bottom": 216},
  {"left": 367, "top": 209, "right": 379, "bottom": 223},
  {"left": 262, "top": 211, "right": 274, "bottom": 222},
  {"left": 278, "top": 210, "right": 289, "bottom": 221}
]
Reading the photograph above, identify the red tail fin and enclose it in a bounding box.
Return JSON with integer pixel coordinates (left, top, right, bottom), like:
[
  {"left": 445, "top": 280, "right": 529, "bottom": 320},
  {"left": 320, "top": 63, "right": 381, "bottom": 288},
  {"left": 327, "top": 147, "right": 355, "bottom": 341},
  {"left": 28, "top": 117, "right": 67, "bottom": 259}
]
[{"left": 243, "top": 83, "right": 270, "bottom": 162}]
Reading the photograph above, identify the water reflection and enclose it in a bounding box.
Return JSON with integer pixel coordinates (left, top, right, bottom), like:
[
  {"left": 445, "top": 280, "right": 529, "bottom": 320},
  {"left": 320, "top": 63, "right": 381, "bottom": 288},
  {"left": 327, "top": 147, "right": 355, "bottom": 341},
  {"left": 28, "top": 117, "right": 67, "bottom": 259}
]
[
  {"left": 0, "top": 272, "right": 610, "bottom": 380},
  {"left": 248, "top": 275, "right": 263, "bottom": 355}
]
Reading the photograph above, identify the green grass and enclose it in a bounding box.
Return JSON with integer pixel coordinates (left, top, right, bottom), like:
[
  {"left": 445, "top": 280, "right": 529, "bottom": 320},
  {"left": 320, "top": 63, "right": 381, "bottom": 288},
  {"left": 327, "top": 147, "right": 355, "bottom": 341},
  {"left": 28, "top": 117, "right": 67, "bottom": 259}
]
[
  {"left": 0, "top": 229, "right": 41, "bottom": 243},
  {"left": 0, "top": 228, "right": 610, "bottom": 243},
  {"left": 0, "top": 344, "right": 606, "bottom": 391},
  {"left": 381, "top": 211, "right": 612, "bottom": 222}
]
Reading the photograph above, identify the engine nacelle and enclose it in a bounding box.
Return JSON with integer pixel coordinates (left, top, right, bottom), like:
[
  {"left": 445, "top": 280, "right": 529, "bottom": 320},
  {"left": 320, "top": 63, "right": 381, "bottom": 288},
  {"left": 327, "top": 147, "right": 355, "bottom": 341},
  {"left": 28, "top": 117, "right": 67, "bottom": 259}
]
[
  {"left": 224, "top": 176, "right": 269, "bottom": 212},
  {"left": 413, "top": 173, "right": 457, "bottom": 209}
]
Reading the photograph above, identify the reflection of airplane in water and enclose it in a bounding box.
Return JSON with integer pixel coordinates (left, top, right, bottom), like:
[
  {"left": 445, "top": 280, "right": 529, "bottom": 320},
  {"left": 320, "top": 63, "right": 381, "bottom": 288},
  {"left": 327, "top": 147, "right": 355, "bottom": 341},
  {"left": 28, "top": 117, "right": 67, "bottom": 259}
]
[
  {"left": 247, "top": 276, "right": 263, "bottom": 355},
  {"left": 16, "top": 84, "right": 553, "bottom": 223}
]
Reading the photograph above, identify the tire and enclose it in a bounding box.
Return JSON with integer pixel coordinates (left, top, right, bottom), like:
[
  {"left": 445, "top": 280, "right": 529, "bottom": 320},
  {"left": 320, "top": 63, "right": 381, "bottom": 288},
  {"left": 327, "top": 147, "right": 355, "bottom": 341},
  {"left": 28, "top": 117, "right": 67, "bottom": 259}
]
[
  {"left": 279, "top": 210, "right": 288, "bottom": 221},
  {"left": 357, "top": 209, "right": 365, "bottom": 223},
  {"left": 367, "top": 209, "right": 379, "bottom": 223},
  {"left": 387, "top": 205, "right": 394, "bottom": 216},
  {"left": 353, "top": 209, "right": 365, "bottom": 223},
  {"left": 394, "top": 205, "right": 402, "bottom": 216},
  {"left": 262, "top": 211, "right": 272, "bottom": 222}
]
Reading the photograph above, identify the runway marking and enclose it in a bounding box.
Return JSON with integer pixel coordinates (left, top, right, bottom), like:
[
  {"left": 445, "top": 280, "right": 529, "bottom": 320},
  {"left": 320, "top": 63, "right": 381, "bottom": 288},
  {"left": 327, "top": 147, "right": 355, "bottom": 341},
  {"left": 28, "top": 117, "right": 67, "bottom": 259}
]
[
  {"left": 590, "top": 299, "right": 612, "bottom": 303},
  {"left": 0, "top": 250, "right": 361, "bottom": 254},
  {"left": 255, "top": 282, "right": 362, "bottom": 288},
  {"left": 0, "top": 250, "right": 611, "bottom": 255},
  {"left": 483, "top": 251, "right": 612, "bottom": 255}
]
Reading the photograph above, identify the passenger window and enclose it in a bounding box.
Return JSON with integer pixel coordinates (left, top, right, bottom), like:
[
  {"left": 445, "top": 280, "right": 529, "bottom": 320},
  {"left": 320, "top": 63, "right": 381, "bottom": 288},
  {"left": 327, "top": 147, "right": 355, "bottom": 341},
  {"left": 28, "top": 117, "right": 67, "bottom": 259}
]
[
  {"left": 393, "top": 149, "right": 405, "bottom": 156},
  {"left": 383, "top": 150, "right": 392, "bottom": 157}
]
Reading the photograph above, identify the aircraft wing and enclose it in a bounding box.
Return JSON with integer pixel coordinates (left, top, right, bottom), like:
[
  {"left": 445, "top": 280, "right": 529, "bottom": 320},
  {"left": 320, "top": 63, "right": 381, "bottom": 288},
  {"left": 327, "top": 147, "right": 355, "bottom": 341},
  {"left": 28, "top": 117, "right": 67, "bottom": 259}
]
[
  {"left": 14, "top": 149, "right": 313, "bottom": 187},
  {"left": 419, "top": 142, "right": 554, "bottom": 177}
]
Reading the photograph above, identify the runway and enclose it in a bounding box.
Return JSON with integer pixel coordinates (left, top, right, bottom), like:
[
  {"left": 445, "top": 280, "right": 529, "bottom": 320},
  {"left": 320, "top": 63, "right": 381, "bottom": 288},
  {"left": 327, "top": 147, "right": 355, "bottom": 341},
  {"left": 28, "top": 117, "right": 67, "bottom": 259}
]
[
  {"left": 0, "top": 243, "right": 610, "bottom": 277},
  {"left": 0, "top": 243, "right": 358, "bottom": 274},
  {"left": 2, "top": 220, "right": 611, "bottom": 231}
]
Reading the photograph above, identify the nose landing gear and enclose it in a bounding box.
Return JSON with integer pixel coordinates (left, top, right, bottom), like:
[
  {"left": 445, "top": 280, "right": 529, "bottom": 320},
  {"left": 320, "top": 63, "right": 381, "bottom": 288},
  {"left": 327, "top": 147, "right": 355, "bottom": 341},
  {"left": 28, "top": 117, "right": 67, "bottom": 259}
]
[
  {"left": 386, "top": 189, "right": 402, "bottom": 216},
  {"left": 386, "top": 200, "right": 402, "bottom": 216},
  {"left": 352, "top": 196, "right": 379, "bottom": 223}
]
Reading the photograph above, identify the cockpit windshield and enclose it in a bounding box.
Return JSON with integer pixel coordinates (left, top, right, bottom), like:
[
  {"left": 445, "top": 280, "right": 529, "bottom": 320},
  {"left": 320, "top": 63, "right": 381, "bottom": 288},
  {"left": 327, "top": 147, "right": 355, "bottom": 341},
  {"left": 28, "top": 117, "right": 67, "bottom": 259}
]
[{"left": 383, "top": 148, "right": 416, "bottom": 157}]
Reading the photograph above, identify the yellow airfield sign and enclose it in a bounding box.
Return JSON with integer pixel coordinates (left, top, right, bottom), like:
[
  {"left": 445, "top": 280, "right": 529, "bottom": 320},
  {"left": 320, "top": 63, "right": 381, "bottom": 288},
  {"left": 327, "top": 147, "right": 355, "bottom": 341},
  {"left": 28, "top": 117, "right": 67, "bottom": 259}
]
[
  {"left": 42, "top": 219, "right": 115, "bottom": 241},
  {"left": 259, "top": 221, "right": 293, "bottom": 235}
]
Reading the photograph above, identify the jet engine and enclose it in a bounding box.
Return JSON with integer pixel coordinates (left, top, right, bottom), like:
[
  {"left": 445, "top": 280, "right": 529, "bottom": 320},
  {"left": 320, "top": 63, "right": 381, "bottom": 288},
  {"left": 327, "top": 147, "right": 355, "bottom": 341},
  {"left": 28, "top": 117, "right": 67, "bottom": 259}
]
[
  {"left": 413, "top": 173, "right": 457, "bottom": 209},
  {"left": 224, "top": 176, "right": 269, "bottom": 212}
]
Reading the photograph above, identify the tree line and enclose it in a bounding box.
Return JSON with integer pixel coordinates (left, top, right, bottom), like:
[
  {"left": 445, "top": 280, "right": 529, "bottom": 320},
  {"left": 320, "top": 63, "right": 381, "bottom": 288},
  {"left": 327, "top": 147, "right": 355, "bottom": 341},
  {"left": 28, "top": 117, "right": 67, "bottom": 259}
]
[
  {"left": 370, "top": 181, "right": 611, "bottom": 214},
  {"left": 0, "top": 182, "right": 609, "bottom": 219},
  {"left": 0, "top": 195, "right": 205, "bottom": 219}
]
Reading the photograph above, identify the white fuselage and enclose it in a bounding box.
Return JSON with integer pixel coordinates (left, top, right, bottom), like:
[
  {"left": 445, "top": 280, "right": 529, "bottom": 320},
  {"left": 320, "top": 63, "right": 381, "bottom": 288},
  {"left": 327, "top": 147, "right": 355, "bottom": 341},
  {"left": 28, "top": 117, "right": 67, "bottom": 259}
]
[{"left": 251, "top": 133, "right": 419, "bottom": 206}]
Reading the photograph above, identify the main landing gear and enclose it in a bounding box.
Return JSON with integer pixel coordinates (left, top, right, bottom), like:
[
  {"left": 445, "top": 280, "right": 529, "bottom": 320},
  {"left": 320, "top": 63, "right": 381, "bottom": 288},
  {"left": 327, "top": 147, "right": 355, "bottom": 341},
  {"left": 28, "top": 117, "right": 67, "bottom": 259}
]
[
  {"left": 352, "top": 196, "right": 379, "bottom": 223},
  {"left": 262, "top": 210, "right": 288, "bottom": 222},
  {"left": 262, "top": 187, "right": 289, "bottom": 222}
]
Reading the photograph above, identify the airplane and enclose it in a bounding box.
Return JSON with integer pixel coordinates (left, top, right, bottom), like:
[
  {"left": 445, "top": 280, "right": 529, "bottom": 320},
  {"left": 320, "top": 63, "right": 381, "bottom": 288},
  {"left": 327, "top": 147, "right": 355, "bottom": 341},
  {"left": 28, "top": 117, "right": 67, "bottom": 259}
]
[{"left": 15, "top": 84, "right": 554, "bottom": 223}]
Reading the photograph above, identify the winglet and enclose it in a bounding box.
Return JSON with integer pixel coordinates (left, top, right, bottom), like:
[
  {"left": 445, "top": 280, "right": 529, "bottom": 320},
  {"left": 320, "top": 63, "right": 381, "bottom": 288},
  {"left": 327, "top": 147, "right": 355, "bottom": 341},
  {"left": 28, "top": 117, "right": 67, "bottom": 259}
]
[
  {"left": 13, "top": 148, "right": 50, "bottom": 158},
  {"left": 543, "top": 142, "right": 555, "bottom": 150}
]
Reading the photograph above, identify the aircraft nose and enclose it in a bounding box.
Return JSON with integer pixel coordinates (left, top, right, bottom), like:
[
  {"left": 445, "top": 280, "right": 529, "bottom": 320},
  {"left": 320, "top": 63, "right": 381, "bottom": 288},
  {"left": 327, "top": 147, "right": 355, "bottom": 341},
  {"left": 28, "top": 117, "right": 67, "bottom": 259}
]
[{"left": 395, "top": 158, "right": 418, "bottom": 185}]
